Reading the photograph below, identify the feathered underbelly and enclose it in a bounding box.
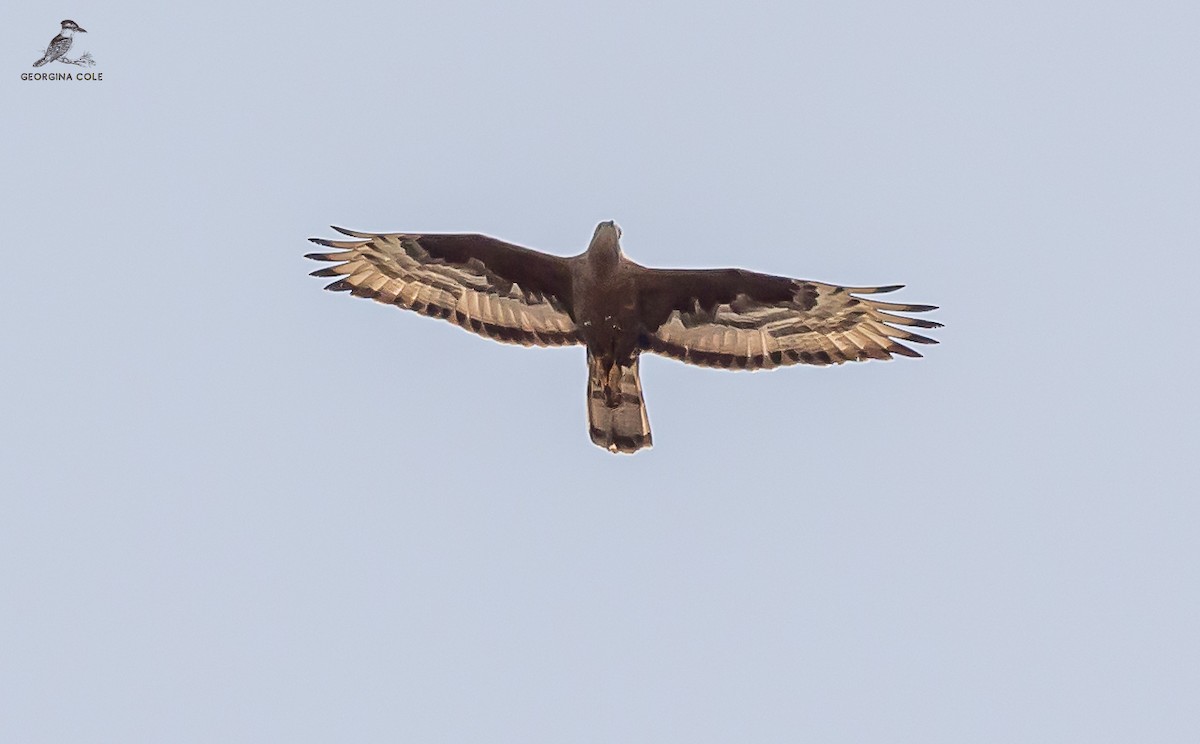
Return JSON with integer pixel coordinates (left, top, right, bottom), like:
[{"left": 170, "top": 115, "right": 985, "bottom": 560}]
[{"left": 575, "top": 279, "right": 641, "bottom": 363}]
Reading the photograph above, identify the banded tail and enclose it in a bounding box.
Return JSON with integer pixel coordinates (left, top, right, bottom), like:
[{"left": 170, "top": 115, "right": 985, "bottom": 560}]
[{"left": 587, "top": 354, "right": 652, "bottom": 454}]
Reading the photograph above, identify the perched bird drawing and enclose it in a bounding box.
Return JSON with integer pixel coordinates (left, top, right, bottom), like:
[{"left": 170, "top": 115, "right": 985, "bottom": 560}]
[
  {"left": 33, "top": 20, "right": 87, "bottom": 67},
  {"left": 307, "top": 222, "right": 940, "bottom": 453}
]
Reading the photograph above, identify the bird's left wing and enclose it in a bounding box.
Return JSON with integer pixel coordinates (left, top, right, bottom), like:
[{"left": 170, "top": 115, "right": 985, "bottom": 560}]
[
  {"left": 636, "top": 267, "right": 940, "bottom": 369},
  {"left": 306, "top": 228, "right": 581, "bottom": 347}
]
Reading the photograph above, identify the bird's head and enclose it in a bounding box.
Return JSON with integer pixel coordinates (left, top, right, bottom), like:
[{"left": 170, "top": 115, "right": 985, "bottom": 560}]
[
  {"left": 60, "top": 20, "right": 87, "bottom": 33},
  {"left": 594, "top": 220, "right": 622, "bottom": 241},
  {"left": 587, "top": 220, "right": 624, "bottom": 270}
]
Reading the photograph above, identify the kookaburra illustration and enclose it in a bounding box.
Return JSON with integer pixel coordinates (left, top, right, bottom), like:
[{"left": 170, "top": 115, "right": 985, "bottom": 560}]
[{"left": 33, "top": 20, "right": 87, "bottom": 68}]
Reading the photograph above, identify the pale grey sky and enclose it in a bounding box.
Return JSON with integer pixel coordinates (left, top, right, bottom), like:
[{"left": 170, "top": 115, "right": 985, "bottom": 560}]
[{"left": 3, "top": 1, "right": 1198, "bottom": 742}]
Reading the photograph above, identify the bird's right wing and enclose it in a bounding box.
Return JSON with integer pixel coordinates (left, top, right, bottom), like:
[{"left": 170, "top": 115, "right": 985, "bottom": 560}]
[{"left": 306, "top": 228, "right": 581, "bottom": 347}]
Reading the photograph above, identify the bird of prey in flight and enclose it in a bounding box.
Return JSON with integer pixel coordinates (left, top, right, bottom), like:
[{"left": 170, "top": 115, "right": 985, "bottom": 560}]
[{"left": 307, "top": 222, "right": 940, "bottom": 453}]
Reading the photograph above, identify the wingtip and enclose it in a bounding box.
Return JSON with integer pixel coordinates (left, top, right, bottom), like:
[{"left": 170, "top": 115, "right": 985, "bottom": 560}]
[
  {"left": 890, "top": 344, "right": 923, "bottom": 358},
  {"left": 885, "top": 315, "right": 943, "bottom": 329},
  {"left": 849, "top": 284, "right": 904, "bottom": 295},
  {"left": 905, "top": 331, "right": 938, "bottom": 345}
]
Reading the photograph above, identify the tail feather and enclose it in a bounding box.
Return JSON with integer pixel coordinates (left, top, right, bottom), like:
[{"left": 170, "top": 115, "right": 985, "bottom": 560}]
[{"left": 587, "top": 354, "right": 652, "bottom": 454}]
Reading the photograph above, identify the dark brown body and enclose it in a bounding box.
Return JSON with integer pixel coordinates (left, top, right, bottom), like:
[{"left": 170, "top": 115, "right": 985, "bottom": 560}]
[
  {"left": 574, "top": 225, "right": 643, "bottom": 363},
  {"left": 573, "top": 223, "right": 654, "bottom": 450}
]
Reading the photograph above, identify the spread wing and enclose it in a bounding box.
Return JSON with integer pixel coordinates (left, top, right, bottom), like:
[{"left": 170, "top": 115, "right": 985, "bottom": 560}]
[
  {"left": 636, "top": 268, "right": 940, "bottom": 369},
  {"left": 306, "top": 228, "right": 581, "bottom": 347}
]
